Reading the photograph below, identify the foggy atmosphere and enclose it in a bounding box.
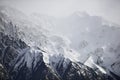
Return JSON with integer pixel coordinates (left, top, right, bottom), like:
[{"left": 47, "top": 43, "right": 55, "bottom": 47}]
[{"left": 0, "top": 0, "right": 120, "bottom": 80}]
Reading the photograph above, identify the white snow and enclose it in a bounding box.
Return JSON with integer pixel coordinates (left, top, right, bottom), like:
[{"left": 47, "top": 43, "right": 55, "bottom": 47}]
[
  {"left": 84, "top": 56, "right": 106, "bottom": 74},
  {"left": 1, "top": 6, "right": 120, "bottom": 76},
  {"left": 0, "top": 64, "right": 3, "bottom": 68}
]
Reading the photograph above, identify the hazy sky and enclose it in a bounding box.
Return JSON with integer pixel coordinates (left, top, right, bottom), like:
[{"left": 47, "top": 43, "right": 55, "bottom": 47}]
[{"left": 0, "top": 0, "right": 120, "bottom": 25}]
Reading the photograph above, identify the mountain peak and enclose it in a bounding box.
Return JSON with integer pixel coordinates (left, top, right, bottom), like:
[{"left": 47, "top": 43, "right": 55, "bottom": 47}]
[{"left": 71, "top": 11, "right": 89, "bottom": 17}]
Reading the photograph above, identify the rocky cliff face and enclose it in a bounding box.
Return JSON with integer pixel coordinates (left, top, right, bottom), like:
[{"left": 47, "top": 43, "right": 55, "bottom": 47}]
[
  {"left": 0, "top": 32, "right": 114, "bottom": 80},
  {"left": 32, "top": 11, "right": 120, "bottom": 78},
  {"left": 0, "top": 32, "right": 61, "bottom": 80},
  {"left": 0, "top": 6, "right": 119, "bottom": 80}
]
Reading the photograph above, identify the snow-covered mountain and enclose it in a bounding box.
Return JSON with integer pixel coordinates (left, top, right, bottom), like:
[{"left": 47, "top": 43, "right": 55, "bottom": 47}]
[
  {"left": 31, "top": 11, "right": 120, "bottom": 77},
  {"left": 0, "top": 6, "right": 119, "bottom": 80}
]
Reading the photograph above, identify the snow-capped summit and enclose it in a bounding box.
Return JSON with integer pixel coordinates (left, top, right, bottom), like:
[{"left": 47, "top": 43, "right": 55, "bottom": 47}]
[
  {"left": 31, "top": 9, "right": 120, "bottom": 78},
  {"left": 0, "top": 6, "right": 119, "bottom": 80},
  {"left": 71, "top": 11, "right": 89, "bottom": 18}
]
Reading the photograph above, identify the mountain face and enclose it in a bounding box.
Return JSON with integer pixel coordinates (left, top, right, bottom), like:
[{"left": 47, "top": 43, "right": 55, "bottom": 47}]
[
  {"left": 0, "top": 32, "right": 114, "bottom": 80},
  {"left": 31, "top": 11, "right": 120, "bottom": 77},
  {"left": 0, "top": 6, "right": 119, "bottom": 80}
]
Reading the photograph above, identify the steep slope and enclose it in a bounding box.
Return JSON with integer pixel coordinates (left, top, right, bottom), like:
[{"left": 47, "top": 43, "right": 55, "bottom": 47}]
[
  {"left": 0, "top": 6, "right": 118, "bottom": 80},
  {"left": 0, "top": 32, "right": 61, "bottom": 80},
  {"left": 32, "top": 11, "right": 120, "bottom": 77},
  {"left": 0, "top": 31, "right": 114, "bottom": 80}
]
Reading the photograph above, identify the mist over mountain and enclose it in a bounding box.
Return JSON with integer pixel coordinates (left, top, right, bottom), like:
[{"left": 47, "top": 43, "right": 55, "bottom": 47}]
[
  {"left": 0, "top": 6, "right": 120, "bottom": 80},
  {"left": 31, "top": 10, "right": 120, "bottom": 76}
]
